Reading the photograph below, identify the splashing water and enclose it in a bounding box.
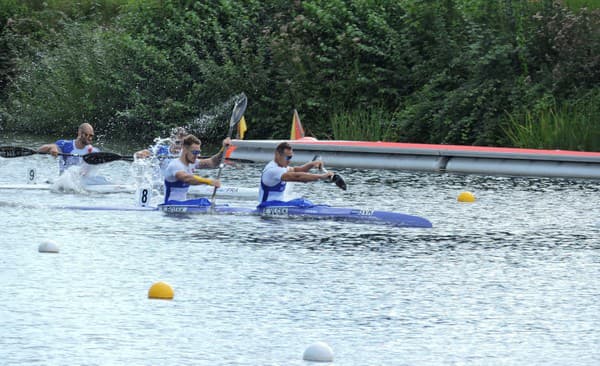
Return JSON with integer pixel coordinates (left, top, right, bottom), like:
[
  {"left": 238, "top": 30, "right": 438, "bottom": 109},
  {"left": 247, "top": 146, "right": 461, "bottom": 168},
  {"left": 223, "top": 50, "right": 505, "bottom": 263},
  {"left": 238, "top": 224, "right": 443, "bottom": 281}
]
[
  {"left": 149, "top": 137, "right": 171, "bottom": 155},
  {"left": 129, "top": 140, "right": 169, "bottom": 206},
  {"left": 129, "top": 157, "right": 164, "bottom": 206},
  {"left": 124, "top": 93, "right": 247, "bottom": 205},
  {"left": 188, "top": 93, "right": 247, "bottom": 141},
  {"left": 48, "top": 163, "right": 114, "bottom": 193},
  {"left": 143, "top": 136, "right": 176, "bottom": 186},
  {"left": 131, "top": 136, "right": 170, "bottom": 182},
  {"left": 130, "top": 157, "right": 156, "bottom": 186}
]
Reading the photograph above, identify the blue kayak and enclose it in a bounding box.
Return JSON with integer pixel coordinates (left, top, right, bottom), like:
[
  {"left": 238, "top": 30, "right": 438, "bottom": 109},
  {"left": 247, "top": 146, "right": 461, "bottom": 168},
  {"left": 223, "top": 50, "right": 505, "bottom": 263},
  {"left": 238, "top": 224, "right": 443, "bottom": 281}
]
[
  {"left": 158, "top": 201, "right": 432, "bottom": 228},
  {"left": 0, "top": 200, "right": 431, "bottom": 227}
]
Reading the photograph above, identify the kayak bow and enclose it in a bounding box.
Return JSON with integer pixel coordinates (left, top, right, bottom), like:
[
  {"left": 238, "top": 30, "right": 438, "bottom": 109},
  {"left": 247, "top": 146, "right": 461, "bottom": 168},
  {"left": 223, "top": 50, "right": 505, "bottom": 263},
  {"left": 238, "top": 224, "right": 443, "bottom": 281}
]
[{"left": 158, "top": 202, "right": 432, "bottom": 228}]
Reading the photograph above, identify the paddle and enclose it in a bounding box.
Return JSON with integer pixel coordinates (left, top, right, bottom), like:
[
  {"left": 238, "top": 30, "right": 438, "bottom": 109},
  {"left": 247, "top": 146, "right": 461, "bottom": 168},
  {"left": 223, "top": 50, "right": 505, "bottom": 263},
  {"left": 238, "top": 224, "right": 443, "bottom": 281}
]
[
  {"left": 210, "top": 93, "right": 248, "bottom": 209},
  {"left": 0, "top": 146, "right": 134, "bottom": 165},
  {"left": 0, "top": 146, "right": 78, "bottom": 159},
  {"left": 82, "top": 146, "right": 250, "bottom": 166},
  {"left": 313, "top": 155, "right": 347, "bottom": 191},
  {"left": 83, "top": 152, "right": 134, "bottom": 164}
]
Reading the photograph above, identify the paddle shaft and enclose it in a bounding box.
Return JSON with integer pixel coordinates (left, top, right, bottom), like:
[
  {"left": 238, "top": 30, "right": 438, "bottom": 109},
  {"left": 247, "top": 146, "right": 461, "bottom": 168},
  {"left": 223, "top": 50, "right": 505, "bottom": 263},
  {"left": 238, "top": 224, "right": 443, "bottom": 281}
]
[
  {"left": 0, "top": 146, "right": 137, "bottom": 167},
  {"left": 210, "top": 117, "right": 236, "bottom": 208},
  {"left": 83, "top": 152, "right": 134, "bottom": 164},
  {"left": 0, "top": 146, "right": 77, "bottom": 159},
  {"left": 210, "top": 94, "right": 248, "bottom": 209}
]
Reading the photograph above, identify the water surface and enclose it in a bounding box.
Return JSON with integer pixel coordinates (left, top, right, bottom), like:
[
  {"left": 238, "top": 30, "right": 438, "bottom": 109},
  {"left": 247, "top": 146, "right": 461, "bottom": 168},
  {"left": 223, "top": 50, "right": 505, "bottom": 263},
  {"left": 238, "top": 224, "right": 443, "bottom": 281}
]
[{"left": 1, "top": 139, "right": 599, "bottom": 365}]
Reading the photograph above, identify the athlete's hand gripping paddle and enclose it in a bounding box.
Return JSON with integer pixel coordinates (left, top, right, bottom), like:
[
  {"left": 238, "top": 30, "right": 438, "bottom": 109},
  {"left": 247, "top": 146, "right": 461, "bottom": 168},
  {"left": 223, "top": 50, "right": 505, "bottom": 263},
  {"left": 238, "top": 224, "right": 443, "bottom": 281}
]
[{"left": 313, "top": 155, "right": 347, "bottom": 191}]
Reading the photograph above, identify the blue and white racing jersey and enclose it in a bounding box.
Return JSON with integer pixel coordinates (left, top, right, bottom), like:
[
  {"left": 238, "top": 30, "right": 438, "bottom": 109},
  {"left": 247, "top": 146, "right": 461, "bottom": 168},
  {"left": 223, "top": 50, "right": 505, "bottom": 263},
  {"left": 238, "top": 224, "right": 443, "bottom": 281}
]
[
  {"left": 259, "top": 160, "right": 290, "bottom": 203},
  {"left": 164, "top": 159, "right": 194, "bottom": 202},
  {"left": 55, "top": 139, "right": 98, "bottom": 174}
]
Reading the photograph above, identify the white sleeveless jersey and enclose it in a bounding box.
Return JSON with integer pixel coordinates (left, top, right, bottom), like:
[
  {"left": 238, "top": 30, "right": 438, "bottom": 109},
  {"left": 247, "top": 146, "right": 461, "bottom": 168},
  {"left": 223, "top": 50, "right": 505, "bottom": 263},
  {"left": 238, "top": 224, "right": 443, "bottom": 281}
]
[
  {"left": 164, "top": 159, "right": 193, "bottom": 202},
  {"left": 55, "top": 139, "right": 98, "bottom": 174},
  {"left": 259, "top": 160, "right": 290, "bottom": 202}
]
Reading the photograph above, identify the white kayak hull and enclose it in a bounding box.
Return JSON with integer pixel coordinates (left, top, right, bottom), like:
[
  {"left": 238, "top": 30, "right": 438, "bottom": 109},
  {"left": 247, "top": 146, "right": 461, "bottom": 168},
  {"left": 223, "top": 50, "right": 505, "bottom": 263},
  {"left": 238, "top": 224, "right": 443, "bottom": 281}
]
[
  {"left": 0, "top": 183, "right": 136, "bottom": 194},
  {"left": 188, "top": 185, "right": 257, "bottom": 199},
  {"left": 0, "top": 183, "right": 257, "bottom": 199}
]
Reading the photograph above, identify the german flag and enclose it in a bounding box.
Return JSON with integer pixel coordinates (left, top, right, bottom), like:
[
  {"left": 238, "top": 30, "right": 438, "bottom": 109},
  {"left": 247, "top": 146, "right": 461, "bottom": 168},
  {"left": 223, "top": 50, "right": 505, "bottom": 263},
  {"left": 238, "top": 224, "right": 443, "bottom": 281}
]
[
  {"left": 237, "top": 116, "right": 247, "bottom": 139},
  {"left": 290, "top": 109, "right": 305, "bottom": 140}
]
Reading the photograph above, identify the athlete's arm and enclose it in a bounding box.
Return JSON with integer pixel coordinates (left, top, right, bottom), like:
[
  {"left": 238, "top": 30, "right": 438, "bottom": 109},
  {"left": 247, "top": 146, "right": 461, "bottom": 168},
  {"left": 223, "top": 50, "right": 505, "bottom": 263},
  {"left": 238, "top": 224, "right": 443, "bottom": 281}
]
[
  {"left": 291, "top": 160, "right": 323, "bottom": 173},
  {"left": 174, "top": 170, "right": 221, "bottom": 188},
  {"left": 281, "top": 171, "right": 332, "bottom": 182},
  {"left": 38, "top": 143, "right": 60, "bottom": 156}
]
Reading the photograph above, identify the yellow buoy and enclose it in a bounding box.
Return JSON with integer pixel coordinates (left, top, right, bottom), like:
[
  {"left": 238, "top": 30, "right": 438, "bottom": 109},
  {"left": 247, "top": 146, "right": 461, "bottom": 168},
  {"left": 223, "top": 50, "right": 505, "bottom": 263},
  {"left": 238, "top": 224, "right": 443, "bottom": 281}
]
[
  {"left": 148, "top": 281, "right": 174, "bottom": 300},
  {"left": 457, "top": 191, "right": 476, "bottom": 203}
]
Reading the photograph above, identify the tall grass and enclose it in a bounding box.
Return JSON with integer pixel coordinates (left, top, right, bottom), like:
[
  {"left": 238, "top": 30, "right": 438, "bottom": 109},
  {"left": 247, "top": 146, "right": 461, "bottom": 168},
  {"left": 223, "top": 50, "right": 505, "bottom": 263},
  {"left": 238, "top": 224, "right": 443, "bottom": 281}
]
[
  {"left": 563, "top": 0, "right": 600, "bottom": 10},
  {"left": 330, "top": 107, "right": 394, "bottom": 141},
  {"left": 505, "top": 92, "right": 600, "bottom": 151}
]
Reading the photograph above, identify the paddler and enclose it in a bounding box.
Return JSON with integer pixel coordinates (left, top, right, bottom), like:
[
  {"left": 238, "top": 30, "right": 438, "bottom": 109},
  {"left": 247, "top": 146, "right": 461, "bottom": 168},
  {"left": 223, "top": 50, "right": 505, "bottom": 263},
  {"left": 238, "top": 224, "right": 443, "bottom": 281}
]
[
  {"left": 37, "top": 122, "right": 109, "bottom": 184},
  {"left": 135, "top": 126, "right": 187, "bottom": 176},
  {"left": 163, "top": 134, "right": 230, "bottom": 204},
  {"left": 258, "top": 141, "right": 333, "bottom": 204}
]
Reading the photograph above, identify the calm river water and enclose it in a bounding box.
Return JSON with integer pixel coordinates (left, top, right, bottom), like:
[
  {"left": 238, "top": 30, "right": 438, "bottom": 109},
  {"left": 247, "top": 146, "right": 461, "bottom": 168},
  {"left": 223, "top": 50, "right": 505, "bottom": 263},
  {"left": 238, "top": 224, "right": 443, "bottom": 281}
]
[{"left": 1, "top": 136, "right": 599, "bottom": 365}]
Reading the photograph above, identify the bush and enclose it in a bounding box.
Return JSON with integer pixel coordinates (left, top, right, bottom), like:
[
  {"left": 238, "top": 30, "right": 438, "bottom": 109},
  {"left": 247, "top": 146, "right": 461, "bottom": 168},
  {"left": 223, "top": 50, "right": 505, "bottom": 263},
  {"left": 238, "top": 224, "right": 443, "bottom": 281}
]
[{"left": 1, "top": 0, "right": 599, "bottom": 149}]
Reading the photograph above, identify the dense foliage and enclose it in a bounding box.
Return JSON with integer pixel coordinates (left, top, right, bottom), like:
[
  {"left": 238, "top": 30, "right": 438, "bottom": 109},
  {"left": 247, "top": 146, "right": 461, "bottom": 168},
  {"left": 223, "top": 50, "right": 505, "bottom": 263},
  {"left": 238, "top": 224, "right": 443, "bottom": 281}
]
[{"left": 0, "top": 0, "right": 598, "bottom": 150}]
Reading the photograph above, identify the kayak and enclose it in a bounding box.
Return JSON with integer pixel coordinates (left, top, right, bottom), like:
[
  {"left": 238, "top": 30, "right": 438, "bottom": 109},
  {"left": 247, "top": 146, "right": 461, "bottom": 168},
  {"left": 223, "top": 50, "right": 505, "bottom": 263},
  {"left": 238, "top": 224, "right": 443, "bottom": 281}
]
[
  {"left": 188, "top": 185, "right": 257, "bottom": 200},
  {"left": 53, "top": 204, "right": 158, "bottom": 212},
  {"left": 0, "top": 183, "right": 135, "bottom": 194},
  {"left": 0, "top": 200, "right": 159, "bottom": 212},
  {"left": 0, "top": 198, "right": 431, "bottom": 227},
  {"left": 157, "top": 203, "right": 432, "bottom": 228},
  {"left": 0, "top": 183, "right": 258, "bottom": 199}
]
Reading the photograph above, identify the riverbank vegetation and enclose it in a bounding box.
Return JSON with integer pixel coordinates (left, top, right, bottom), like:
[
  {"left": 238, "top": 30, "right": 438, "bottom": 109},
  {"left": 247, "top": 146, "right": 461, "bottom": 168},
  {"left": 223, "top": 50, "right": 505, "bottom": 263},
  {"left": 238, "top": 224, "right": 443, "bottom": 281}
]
[{"left": 1, "top": 1, "right": 598, "bottom": 150}]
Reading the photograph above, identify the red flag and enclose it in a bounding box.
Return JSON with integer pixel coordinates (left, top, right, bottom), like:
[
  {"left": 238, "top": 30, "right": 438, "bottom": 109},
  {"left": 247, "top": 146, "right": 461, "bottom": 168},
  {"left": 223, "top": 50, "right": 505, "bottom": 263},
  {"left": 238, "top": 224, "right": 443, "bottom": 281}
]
[{"left": 290, "top": 109, "right": 305, "bottom": 140}]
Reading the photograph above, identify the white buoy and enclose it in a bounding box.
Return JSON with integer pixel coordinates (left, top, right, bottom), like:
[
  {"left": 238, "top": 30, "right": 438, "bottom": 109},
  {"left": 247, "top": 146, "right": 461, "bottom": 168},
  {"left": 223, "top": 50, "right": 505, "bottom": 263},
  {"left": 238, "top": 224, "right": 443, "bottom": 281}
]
[
  {"left": 303, "top": 341, "right": 334, "bottom": 362},
  {"left": 38, "top": 240, "right": 59, "bottom": 253}
]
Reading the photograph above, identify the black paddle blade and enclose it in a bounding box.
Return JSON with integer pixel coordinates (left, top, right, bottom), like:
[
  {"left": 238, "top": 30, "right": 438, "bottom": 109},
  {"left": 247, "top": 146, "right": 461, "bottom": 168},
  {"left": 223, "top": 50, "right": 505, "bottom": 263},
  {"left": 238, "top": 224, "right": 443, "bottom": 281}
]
[
  {"left": 312, "top": 154, "right": 346, "bottom": 190},
  {"left": 331, "top": 174, "right": 347, "bottom": 190},
  {"left": 83, "top": 152, "right": 131, "bottom": 164},
  {"left": 230, "top": 93, "right": 248, "bottom": 127},
  {"left": 0, "top": 146, "right": 36, "bottom": 158}
]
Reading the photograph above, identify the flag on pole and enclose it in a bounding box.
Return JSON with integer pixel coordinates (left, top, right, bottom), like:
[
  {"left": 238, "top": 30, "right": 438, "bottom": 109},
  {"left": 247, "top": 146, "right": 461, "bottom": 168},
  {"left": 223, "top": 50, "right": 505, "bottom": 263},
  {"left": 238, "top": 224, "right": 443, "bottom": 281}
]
[
  {"left": 290, "top": 109, "right": 305, "bottom": 140},
  {"left": 237, "top": 116, "right": 247, "bottom": 139}
]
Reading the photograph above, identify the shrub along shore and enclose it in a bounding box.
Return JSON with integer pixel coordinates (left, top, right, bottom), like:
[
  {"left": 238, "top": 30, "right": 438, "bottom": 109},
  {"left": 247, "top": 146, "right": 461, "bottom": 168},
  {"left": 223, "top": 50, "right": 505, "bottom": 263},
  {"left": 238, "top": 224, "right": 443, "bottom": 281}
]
[{"left": 1, "top": 1, "right": 598, "bottom": 150}]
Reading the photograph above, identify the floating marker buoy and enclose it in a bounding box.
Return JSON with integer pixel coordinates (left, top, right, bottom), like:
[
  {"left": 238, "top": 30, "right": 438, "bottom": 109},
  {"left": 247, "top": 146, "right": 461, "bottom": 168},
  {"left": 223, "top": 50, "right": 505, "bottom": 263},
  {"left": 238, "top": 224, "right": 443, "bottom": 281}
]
[
  {"left": 148, "top": 281, "right": 174, "bottom": 300},
  {"left": 303, "top": 341, "right": 334, "bottom": 362},
  {"left": 457, "top": 191, "right": 476, "bottom": 203},
  {"left": 38, "top": 240, "right": 59, "bottom": 253}
]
